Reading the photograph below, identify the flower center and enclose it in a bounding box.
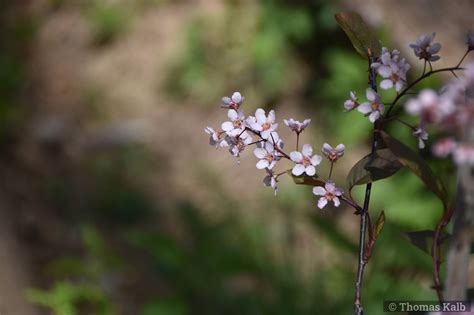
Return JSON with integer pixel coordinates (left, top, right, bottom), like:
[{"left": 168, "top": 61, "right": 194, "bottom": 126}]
[
  {"left": 371, "top": 102, "right": 380, "bottom": 111},
  {"left": 266, "top": 154, "right": 275, "bottom": 162},
  {"left": 325, "top": 191, "right": 334, "bottom": 201},
  {"left": 302, "top": 156, "right": 311, "bottom": 167},
  {"left": 329, "top": 151, "right": 338, "bottom": 161},
  {"left": 262, "top": 122, "right": 271, "bottom": 130},
  {"left": 391, "top": 73, "right": 400, "bottom": 82},
  {"left": 233, "top": 119, "right": 242, "bottom": 128}
]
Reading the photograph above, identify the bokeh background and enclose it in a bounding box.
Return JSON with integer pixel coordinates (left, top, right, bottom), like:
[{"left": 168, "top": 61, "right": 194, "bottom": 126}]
[{"left": 1, "top": 0, "right": 473, "bottom": 314}]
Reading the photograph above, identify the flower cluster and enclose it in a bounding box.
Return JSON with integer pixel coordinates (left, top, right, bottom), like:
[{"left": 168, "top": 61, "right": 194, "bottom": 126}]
[
  {"left": 205, "top": 92, "right": 346, "bottom": 208},
  {"left": 405, "top": 64, "right": 474, "bottom": 164},
  {"left": 371, "top": 48, "right": 411, "bottom": 92}
]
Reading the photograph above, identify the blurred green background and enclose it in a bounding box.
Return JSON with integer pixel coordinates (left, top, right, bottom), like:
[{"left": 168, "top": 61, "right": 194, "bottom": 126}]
[{"left": 0, "top": 0, "right": 472, "bottom": 314}]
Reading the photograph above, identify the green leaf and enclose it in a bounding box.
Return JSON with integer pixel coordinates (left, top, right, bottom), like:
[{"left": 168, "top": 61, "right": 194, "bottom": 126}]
[
  {"left": 334, "top": 12, "right": 382, "bottom": 58},
  {"left": 346, "top": 148, "right": 403, "bottom": 192},
  {"left": 374, "top": 210, "right": 385, "bottom": 239},
  {"left": 380, "top": 131, "right": 449, "bottom": 209},
  {"left": 290, "top": 171, "right": 326, "bottom": 186},
  {"left": 404, "top": 230, "right": 451, "bottom": 258}
]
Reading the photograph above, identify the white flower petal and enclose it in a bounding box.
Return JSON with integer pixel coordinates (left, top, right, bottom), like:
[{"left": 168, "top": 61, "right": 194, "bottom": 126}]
[
  {"left": 256, "top": 160, "right": 269, "bottom": 169},
  {"left": 305, "top": 165, "right": 316, "bottom": 176},
  {"left": 369, "top": 111, "right": 380, "bottom": 123},
  {"left": 380, "top": 79, "right": 394, "bottom": 90},
  {"left": 311, "top": 155, "right": 322, "bottom": 166},
  {"left": 318, "top": 197, "right": 328, "bottom": 209},
  {"left": 366, "top": 88, "right": 376, "bottom": 101},
  {"left": 268, "top": 110, "right": 276, "bottom": 123},
  {"left": 333, "top": 197, "right": 341, "bottom": 207},
  {"left": 255, "top": 108, "right": 266, "bottom": 124},
  {"left": 335, "top": 144, "right": 345, "bottom": 154},
  {"left": 322, "top": 143, "right": 332, "bottom": 155},
  {"left": 312, "top": 186, "right": 326, "bottom": 196},
  {"left": 290, "top": 151, "right": 303, "bottom": 163},
  {"left": 357, "top": 103, "right": 372, "bottom": 114},
  {"left": 302, "top": 144, "right": 313, "bottom": 156},
  {"left": 222, "top": 121, "right": 234, "bottom": 131},
  {"left": 228, "top": 109, "right": 238, "bottom": 120},
  {"left": 292, "top": 164, "right": 305, "bottom": 176},
  {"left": 325, "top": 181, "right": 336, "bottom": 192},
  {"left": 254, "top": 148, "right": 267, "bottom": 159},
  {"left": 232, "top": 92, "right": 242, "bottom": 103}
]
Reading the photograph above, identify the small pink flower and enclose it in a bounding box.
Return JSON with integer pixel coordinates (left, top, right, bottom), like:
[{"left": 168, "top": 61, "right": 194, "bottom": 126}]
[
  {"left": 409, "top": 32, "right": 441, "bottom": 62},
  {"left": 226, "top": 131, "right": 253, "bottom": 162},
  {"left": 290, "top": 144, "right": 322, "bottom": 176},
  {"left": 371, "top": 48, "right": 410, "bottom": 92},
  {"left": 405, "top": 89, "right": 454, "bottom": 124},
  {"left": 221, "top": 109, "right": 246, "bottom": 137},
  {"left": 432, "top": 138, "right": 457, "bottom": 157},
  {"left": 344, "top": 91, "right": 359, "bottom": 112},
  {"left": 322, "top": 143, "right": 345, "bottom": 162},
  {"left": 254, "top": 141, "right": 281, "bottom": 170},
  {"left": 221, "top": 92, "right": 244, "bottom": 110},
  {"left": 358, "top": 88, "right": 384, "bottom": 123},
  {"left": 283, "top": 118, "right": 311, "bottom": 133},
  {"left": 246, "top": 108, "right": 278, "bottom": 139},
  {"left": 413, "top": 127, "right": 428, "bottom": 149},
  {"left": 312, "top": 181, "right": 343, "bottom": 209}
]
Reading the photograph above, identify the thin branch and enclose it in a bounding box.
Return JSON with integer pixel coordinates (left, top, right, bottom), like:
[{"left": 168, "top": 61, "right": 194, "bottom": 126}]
[{"left": 353, "top": 52, "right": 379, "bottom": 315}]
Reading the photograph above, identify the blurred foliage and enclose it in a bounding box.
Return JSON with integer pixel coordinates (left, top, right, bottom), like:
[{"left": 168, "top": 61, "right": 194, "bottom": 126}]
[
  {"left": 85, "top": 2, "right": 130, "bottom": 46},
  {"left": 27, "top": 226, "right": 121, "bottom": 315}
]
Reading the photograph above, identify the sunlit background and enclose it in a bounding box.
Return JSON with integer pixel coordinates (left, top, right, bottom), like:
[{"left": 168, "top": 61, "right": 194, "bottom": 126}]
[{"left": 1, "top": 1, "right": 473, "bottom": 314}]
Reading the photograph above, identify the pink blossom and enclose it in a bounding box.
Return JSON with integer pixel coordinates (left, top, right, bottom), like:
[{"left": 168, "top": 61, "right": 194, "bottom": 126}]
[
  {"left": 322, "top": 143, "right": 345, "bottom": 162},
  {"left": 409, "top": 32, "right": 441, "bottom": 62},
  {"left": 221, "top": 110, "right": 246, "bottom": 136},
  {"left": 221, "top": 92, "right": 244, "bottom": 110},
  {"left": 284, "top": 118, "right": 311, "bottom": 133},
  {"left": 413, "top": 127, "right": 428, "bottom": 149},
  {"left": 254, "top": 141, "right": 281, "bottom": 170},
  {"left": 312, "top": 181, "right": 343, "bottom": 209},
  {"left": 371, "top": 48, "right": 410, "bottom": 92},
  {"left": 453, "top": 144, "right": 474, "bottom": 166},
  {"left": 290, "top": 144, "right": 322, "bottom": 176},
  {"left": 246, "top": 108, "right": 278, "bottom": 139},
  {"left": 344, "top": 91, "right": 359, "bottom": 112},
  {"left": 226, "top": 131, "right": 253, "bottom": 162},
  {"left": 357, "top": 88, "right": 384, "bottom": 123}
]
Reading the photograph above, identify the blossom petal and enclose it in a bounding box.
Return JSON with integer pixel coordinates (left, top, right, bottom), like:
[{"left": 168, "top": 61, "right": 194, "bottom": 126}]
[
  {"left": 254, "top": 148, "right": 267, "bottom": 159},
  {"left": 312, "top": 186, "right": 326, "bottom": 196},
  {"left": 358, "top": 103, "right": 372, "bottom": 114},
  {"left": 292, "top": 164, "right": 305, "bottom": 176},
  {"left": 369, "top": 111, "right": 380, "bottom": 123},
  {"left": 228, "top": 109, "right": 238, "bottom": 120},
  {"left": 256, "top": 159, "right": 269, "bottom": 169},
  {"left": 268, "top": 110, "right": 276, "bottom": 123},
  {"left": 325, "top": 181, "right": 336, "bottom": 192},
  {"left": 333, "top": 197, "right": 340, "bottom": 207},
  {"left": 378, "top": 65, "right": 392, "bottom": 78},
  {"left": 255, "top": 108, "right": 266, "bottom": 124},
  {"left": 317, "top": 197, "right": 328, "bottom": 209},
  {"left": 302, "top": 144, "right": 313, "bottom": 156},
  {"left": 335, "top": 144, "right": 345, "bottom": 154},
  {"left": 311, "top": 155, "right": 322, "bottom": 166},
  {"left": 380, "top": 79, "right": 394, "bottom": 90},
  {"left": 290, "top": 151, "right": 303, "bottom": 163},
  {"left": 222, "top": 121, "right": 234, "bottom": 131},
  {"left": 305, "top": 165, "right": 316, "bottom": 176},
  {"left": 232, "top": 92, "right": 242, "bottom": 103},
  {"left": 366, "top": 88, "right": 376, "bottom": 101},
  {"left": 322, "top": 143, "right": 332, "bottom": 155}
]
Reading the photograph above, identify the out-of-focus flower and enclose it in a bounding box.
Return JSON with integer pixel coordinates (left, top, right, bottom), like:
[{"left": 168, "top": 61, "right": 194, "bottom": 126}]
[
  {"left": 227, "top": 131, "right": 253, "bottom": 162},
  {"left": 290, "top": 144, "right": 322, "bottom": 176},
  {"left": 284, "top": 118, "right": 311, "bottom": 133},
  {"left": 322, "top": 143, "right": 345, "bottom": 161},
  {"left": 405, "top": 89, "right": 454, "bottom": 124},
  {"left": 344, "top": 91, "right": 359, "bottom": 112},
  {"left": 358, "top": 88, "right": 385, "bottom": 123},
  {"left": 466, "top": 31, "right": 474, "bottom": 51},
  {"left": 432, "top": 137, "right": 457, "bottom": 157},
  {"left": 204, "top": 127, "right": 219, "bottom": 147},
  {"left": 453, "top": 143, "right": 474, "bottom": 166},
  {"left": 221, "top": 109, "right": 246, "bottom": 136},
  {"left": 263, "top": 168, "right": 278, "bottom": 195},
  {"left": 409, "top": 33, "right": 441, "bottom": 62},
  {"left": 413, "top": 126, "right": 428, "bottom": 149},
  {"left": 312, "top": 181, "right": 343, "bottom": 209},
  {"left": 254, "top": 141, "right": 281, "bottom": 170},
  {"left": 246, "top": 108, "right": 278, "bottom": 139},
  {"left": 221, "top": 92, "right": 244, "bottom": 110}
]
